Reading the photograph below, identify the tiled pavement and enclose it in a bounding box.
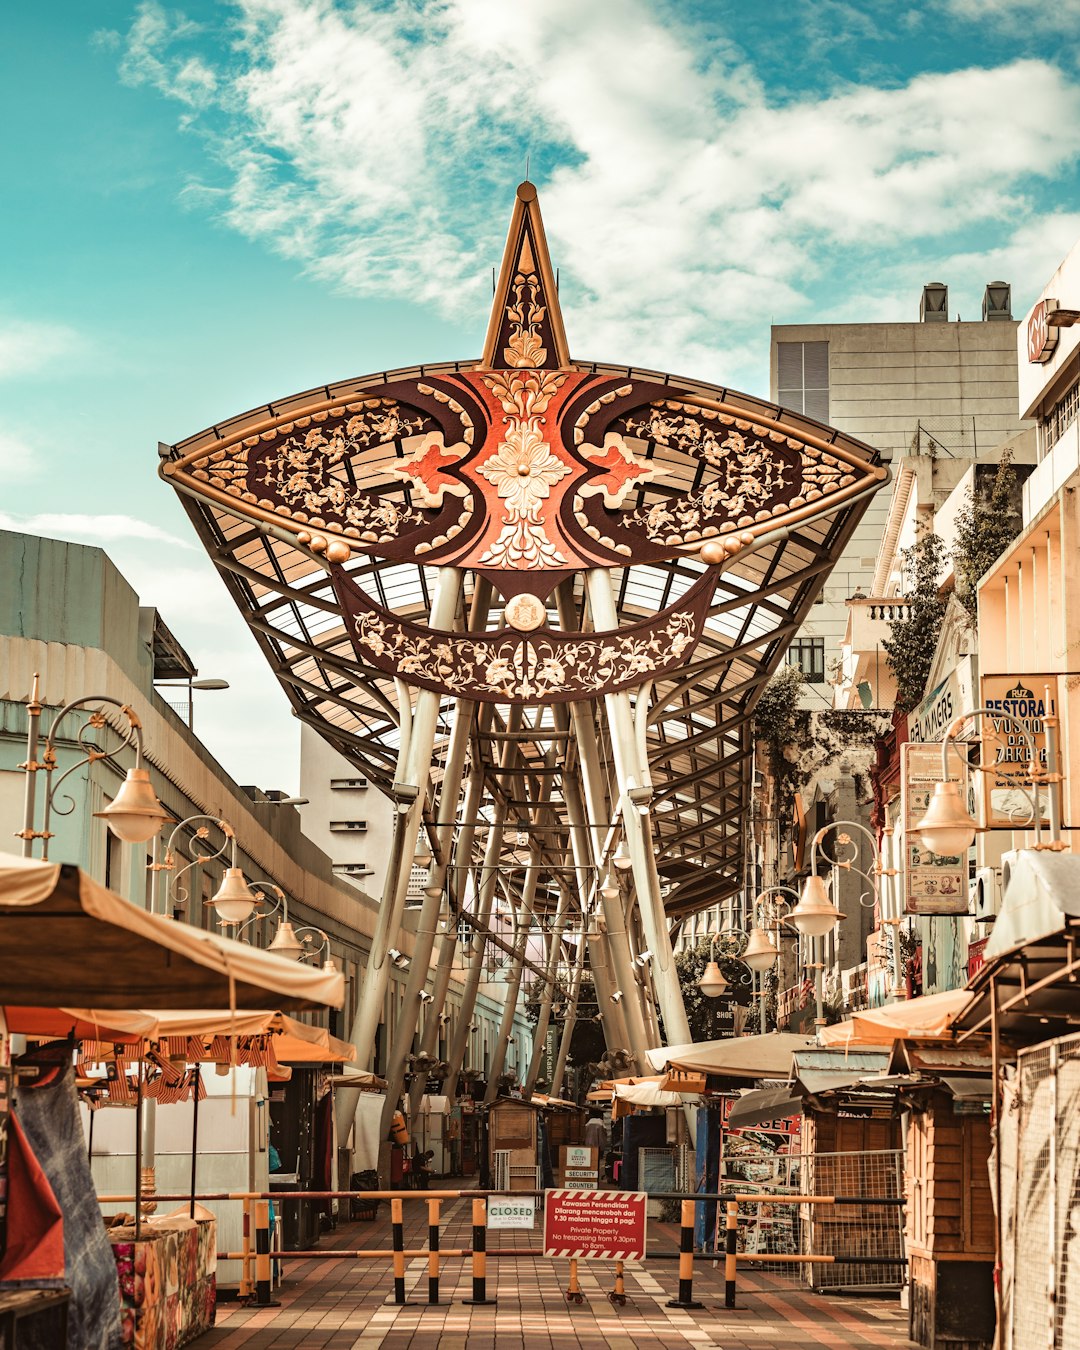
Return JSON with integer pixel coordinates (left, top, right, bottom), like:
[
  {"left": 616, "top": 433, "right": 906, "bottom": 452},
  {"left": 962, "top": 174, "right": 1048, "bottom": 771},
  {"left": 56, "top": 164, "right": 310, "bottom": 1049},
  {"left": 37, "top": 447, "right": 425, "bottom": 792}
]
[{"left": 204, "top": 1197, "right": 918, "bottom": 1349}]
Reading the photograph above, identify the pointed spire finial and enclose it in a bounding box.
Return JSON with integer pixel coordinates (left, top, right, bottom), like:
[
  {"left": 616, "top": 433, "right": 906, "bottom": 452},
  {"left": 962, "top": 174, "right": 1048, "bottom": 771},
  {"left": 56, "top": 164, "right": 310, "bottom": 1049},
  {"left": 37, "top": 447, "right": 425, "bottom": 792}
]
[{"left": 478, "top": 182, "right": 571, "bottom": 370}]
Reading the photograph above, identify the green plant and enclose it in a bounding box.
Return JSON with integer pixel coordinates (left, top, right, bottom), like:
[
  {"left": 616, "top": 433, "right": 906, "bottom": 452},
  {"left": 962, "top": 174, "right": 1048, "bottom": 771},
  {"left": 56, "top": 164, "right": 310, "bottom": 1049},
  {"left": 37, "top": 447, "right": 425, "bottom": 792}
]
[
  {"left": 882, "top": 534, "right": 948, "bottom": 714},
  {"left": 952, "top": 452, "right": 1022, "bottom": 620},
  {"left": 672, "top": 939, "right": 754, "bottom": 1040}
]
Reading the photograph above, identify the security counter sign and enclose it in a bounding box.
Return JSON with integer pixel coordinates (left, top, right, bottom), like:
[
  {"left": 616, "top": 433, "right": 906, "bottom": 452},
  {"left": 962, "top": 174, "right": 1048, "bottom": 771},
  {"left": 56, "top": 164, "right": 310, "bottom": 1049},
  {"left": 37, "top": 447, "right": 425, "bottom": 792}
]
[{"left": 543, "top": 1189, "right": 647, "bottom": 1260}]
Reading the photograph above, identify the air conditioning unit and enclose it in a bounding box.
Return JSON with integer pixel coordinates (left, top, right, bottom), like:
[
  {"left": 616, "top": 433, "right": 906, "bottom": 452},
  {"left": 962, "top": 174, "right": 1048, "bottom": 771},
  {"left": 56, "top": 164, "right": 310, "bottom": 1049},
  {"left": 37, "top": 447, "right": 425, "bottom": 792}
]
[{"left": 971, "top": 863, "right": 1004, "bottom": 924}]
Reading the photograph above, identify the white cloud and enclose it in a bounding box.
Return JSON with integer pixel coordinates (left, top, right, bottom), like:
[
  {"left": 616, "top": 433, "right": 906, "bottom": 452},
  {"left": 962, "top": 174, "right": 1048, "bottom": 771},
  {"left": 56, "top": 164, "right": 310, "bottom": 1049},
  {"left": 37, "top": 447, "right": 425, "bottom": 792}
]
[
  {"left": 0, "top": 511, "right": 198, "bottom": 551},
  {"left": 0, "top": 317, "right": 80, "bottom": 379},
  {"left": 115, "top": 1, "right": 1080, "bottom": 390},
  {"left": 940, "top": 0, "right": 1080, "bottom": 31},
  {"left": 0, "top": 431, "right": 43, "bottom": 483}
]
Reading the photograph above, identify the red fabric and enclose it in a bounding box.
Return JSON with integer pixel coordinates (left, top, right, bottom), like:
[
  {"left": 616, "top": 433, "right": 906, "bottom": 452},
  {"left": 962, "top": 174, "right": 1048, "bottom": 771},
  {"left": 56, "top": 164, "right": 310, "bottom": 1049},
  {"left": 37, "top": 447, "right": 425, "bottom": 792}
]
[{"left": 0, "top": 1109, "right": 65, "bottom": 1283}]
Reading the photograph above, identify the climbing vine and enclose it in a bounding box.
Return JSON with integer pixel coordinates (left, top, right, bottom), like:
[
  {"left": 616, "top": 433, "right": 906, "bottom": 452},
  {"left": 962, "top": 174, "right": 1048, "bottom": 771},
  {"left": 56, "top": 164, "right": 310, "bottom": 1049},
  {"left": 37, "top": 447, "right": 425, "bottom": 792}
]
[
  {"left": 952, "top": 452, "right": 1022, "bottom": 620},
  {"left": 882, "top": 533, "right": 948, "bottom": 714}
]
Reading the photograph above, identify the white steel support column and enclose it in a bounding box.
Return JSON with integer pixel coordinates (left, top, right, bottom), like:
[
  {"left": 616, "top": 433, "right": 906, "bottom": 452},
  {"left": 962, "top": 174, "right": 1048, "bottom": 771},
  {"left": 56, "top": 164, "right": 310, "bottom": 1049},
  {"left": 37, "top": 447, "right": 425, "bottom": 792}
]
[
  {"left": 482, "top": 866, "right": 539, "bottom": 1104},
  {"left": 588, "top": 923, "right": 631, "bottom": 1052},
  {"left": 586, "top": 568, "right": 693, "bottom": 1049},
  {"left": 335, "top": 566, "right": 462, "bottom": 1143},
  {"left": 523, "top": 882, "right": 570, "bottom": 1097},
  {"left": 406, "top": 747, "right": 488, "bottom": 1118},
  {"left": 443, "top": 707, "right": 521, "bottom": 1100},
  {"left": 550, "top": 927, "right": 585, "bottom": 1098},
  {"left": 379, "top": 696, "right": 478, "bottom": 1141}
]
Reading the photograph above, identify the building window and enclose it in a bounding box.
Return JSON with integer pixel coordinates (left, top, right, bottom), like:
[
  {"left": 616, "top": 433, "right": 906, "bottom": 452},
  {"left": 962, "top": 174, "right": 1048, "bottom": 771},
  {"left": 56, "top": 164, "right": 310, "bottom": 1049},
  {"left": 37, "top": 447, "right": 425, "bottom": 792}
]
[
  {"left": 334, "top": 862, "right": 373, "bottom": 878},
  {"left": 330, "top": 820, "right": 368, "bottom": 832},
  {"left": 787, "top": 636, "right": 826, "bottom": 683},
  {"left": 777, "top": 341, "right": 829, "bottom": 422},
  {"left": 330, "top": 777, "right": 368, "bottom": 789}
]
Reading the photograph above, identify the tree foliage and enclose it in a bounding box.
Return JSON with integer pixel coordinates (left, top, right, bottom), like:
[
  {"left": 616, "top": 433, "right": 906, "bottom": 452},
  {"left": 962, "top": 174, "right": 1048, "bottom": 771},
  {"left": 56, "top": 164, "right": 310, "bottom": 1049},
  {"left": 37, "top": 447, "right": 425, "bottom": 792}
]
[
  {"left": 952, "top": 452, "right": 1022, "bottom": 620},
  {"left": 672, "top": 939, "right": 755, "bottom": 1041},
  {"left": 883, "top": 533, "right": 948, "bottom": 714}
]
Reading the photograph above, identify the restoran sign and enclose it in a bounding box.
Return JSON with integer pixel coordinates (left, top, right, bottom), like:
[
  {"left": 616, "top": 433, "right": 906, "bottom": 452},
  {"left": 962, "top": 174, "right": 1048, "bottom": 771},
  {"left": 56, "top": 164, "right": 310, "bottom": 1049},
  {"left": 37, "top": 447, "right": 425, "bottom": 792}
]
[{"left": 979, "top": 675, "right": 1058, "bottom": 828}]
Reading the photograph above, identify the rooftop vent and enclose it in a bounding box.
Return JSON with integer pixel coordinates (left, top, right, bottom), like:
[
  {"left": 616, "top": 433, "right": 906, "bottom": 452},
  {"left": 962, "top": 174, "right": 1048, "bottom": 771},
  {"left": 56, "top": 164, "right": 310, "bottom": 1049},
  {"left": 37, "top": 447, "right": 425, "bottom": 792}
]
[
  {"left": 920, "top": 282, "right": 949, "bottom": 323},
  {"left": 982, "top": 281, "right": 1012, "bottom": 321}
]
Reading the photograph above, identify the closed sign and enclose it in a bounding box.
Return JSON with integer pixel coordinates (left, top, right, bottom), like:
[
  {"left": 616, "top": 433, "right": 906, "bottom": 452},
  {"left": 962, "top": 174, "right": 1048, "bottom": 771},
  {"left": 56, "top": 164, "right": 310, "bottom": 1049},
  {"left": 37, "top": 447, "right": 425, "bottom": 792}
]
[{"left": 488, "top": 1199, "right": 536, "bottom": 1230}]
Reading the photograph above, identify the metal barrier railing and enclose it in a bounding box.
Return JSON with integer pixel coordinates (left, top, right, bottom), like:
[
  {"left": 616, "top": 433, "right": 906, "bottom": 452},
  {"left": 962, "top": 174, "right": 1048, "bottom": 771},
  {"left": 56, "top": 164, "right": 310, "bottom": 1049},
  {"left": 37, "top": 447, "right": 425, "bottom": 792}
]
[{"left": 96, "top": 1186, "right": 907, "bottom": 1310}]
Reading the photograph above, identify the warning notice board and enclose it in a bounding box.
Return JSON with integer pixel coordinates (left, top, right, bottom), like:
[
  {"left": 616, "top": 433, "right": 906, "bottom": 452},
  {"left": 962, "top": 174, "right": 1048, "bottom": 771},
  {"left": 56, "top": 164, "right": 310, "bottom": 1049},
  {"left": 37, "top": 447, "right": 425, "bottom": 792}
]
[{"left": 542, "top": 1189, "right": 647, "bottom": 1260}]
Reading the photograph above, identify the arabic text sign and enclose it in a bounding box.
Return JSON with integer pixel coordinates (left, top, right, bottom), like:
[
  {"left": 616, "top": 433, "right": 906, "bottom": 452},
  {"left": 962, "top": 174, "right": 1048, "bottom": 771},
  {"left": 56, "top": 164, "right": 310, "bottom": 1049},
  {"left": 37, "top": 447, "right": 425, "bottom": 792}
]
[{"left": 543, "top": 1189, "right": 647, "bottom": 1260}]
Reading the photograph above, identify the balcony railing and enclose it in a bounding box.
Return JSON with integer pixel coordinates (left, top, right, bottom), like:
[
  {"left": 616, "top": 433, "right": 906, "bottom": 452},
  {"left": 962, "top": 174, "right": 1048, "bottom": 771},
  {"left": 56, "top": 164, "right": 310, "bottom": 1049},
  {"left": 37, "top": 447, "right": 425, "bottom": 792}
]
[{"left": 845, "top": 597, "right": 912, "bottom": 654}]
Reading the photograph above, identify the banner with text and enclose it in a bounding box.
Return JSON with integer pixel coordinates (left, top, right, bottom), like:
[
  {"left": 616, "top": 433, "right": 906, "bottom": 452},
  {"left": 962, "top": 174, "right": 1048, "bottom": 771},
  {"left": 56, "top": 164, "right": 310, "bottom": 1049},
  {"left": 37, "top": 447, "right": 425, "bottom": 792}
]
[{"left": 543, "top": 1189, "right": 647, "bottom": 1261}]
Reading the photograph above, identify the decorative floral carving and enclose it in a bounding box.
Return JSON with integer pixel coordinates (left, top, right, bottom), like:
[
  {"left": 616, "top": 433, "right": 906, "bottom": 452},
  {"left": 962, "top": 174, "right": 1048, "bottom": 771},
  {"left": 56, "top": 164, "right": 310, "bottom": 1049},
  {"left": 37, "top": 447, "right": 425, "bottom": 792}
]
[
  {"left": 387, "top": 433, "right": 469, "bottom": 507},
  {"left": 349, "top": 609, "right": 701, "bottom": 701},
  {"left": 504, "top": 268, "right": 547, "bottom": 368},
  {"left": 477, "top": 369, "right": 570, "bottom": 568},
  {"left": 579, "top": 434, "right": 661, "bottom": 507}
]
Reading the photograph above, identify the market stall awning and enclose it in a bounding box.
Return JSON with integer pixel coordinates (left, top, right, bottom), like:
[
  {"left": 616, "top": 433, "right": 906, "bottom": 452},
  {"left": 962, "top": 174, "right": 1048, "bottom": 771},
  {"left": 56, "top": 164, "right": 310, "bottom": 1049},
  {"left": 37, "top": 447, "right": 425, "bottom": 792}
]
[
  {"left": 0, "top": 853, "right": 343, "bottom": 1011},
  {"left": 727, "top": 1085, "right": 803, "bottom": 1129},
  {"left": 817, "top": 989, "right": 972, "bottom": 1048},
  {"left": 645, "top": 1032, "right": 816, "bottom": 1080}
]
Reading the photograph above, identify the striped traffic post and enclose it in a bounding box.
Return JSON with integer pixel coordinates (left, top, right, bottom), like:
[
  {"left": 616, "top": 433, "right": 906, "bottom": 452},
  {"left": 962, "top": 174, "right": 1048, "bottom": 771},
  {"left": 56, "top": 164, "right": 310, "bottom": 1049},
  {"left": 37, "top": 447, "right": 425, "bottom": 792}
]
[
  {"left": 390, "top": 1197, "right": 412, "bottom": 1305},
  {"left": 609, "top": 1259, "right": 627, "bottom": 1306},
  {"left": 427, "top": 1198, "right": 444, "bottom": 1305},
  {"left": 239, "top": 1198, "right": 253, "bottom": 1298},
  {"left": 253, "top": 1200, "right": 280, "bottom": 1307},
  {"left": 724, "top": 1199, "right": 739, "bottom": 1309},
  {"left": 666, "top": 1199, "right": 703, "bottom": 1309},
  {"left": 462, "top": 1197, "right": 496, "bottom": 1305}
]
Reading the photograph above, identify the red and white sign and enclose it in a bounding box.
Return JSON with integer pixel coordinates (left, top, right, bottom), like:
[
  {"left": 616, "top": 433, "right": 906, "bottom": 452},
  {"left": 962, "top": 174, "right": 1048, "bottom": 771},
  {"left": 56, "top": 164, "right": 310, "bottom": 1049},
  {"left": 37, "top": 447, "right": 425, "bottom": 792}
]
[
  {"left": 543, "top": 1189, "right": 647, "bottom": 1261},
  {"left": 1027, "top": 298, "right": 1060, "bottom": 364}
]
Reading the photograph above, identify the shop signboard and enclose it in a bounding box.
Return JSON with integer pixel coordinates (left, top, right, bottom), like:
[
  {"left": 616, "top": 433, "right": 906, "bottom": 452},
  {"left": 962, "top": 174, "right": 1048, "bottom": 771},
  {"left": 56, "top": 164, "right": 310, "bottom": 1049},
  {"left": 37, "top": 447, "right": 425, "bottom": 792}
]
[
  {"left": 907, "top": 658, "right": 975, "bottom": 745},
  {"left": 979, "top": 675, "right": 1058, "bottom": 829},
  {"left": 967, "top": 936, "right": 989, "bottom": 982},
  {"left": 901, "top": 741, "right": 968, "bottom": 915},
  {"left": 543, "top": 1189, "right": 647, "bottom": 1260}
]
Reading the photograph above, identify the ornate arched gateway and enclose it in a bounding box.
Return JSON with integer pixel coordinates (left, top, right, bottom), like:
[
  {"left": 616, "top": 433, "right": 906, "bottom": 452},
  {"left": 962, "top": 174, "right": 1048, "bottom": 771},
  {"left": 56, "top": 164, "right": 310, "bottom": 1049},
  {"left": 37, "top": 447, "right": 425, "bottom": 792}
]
[{"left": 162, "top": 183, "right": 885, "bottom": 1121}]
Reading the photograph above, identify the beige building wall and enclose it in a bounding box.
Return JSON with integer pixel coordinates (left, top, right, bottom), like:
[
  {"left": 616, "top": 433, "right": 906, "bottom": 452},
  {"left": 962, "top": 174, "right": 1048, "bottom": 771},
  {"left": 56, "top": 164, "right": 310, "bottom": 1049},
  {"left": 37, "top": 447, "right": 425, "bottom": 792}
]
[{"left": 770, "top": 305, "right": 1029, "bottom": 707}]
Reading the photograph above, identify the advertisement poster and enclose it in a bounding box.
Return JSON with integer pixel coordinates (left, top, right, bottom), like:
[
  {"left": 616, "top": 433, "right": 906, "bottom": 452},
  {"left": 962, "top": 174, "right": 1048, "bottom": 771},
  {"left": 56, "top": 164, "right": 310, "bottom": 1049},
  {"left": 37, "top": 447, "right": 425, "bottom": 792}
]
[
  {"left": 901, "top": 741, "right": 969, "bottom": 915},
  {"left": 979, "top": 675, "right": 1059, "bottom": 829}
]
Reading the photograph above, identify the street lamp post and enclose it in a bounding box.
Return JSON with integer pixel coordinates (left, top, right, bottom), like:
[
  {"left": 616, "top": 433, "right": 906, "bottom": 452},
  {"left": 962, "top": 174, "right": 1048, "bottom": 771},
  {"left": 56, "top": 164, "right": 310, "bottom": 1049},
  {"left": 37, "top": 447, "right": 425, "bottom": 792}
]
[
  {"left": 156, "top": 814, "right": 258, "bottom": 926},
  {"left": 18, "top": 674, "right": 170, "bottom": 860},
  {"left": 743, "top": 886, "right": 801, "bottom": 1032}
]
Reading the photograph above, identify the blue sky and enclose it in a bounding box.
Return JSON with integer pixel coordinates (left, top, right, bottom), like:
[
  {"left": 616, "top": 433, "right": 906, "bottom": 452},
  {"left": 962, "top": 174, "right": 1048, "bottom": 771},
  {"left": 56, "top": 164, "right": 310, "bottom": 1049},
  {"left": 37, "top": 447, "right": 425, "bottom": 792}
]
[{"left": 3, "top": 0, "right": 1080, "bottom": 789}]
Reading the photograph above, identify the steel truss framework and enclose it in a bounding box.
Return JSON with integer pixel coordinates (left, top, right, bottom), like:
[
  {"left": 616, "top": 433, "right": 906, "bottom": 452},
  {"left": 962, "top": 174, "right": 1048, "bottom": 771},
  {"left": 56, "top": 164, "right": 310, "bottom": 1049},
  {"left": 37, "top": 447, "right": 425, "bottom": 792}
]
[{"left": 162, "top": 183, "right": 883, "bottom": 1117}]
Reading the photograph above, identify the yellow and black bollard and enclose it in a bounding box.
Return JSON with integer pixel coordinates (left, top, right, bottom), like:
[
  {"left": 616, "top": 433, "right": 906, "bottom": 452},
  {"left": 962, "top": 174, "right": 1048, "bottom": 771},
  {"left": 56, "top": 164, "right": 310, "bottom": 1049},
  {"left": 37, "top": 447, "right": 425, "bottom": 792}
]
[
  {"left": 666, "top": 1199, "right": 703, "bottom": 1309},
  {"left": 608, "top": 1258, "right": 627, "bottom": 1306},
  {"left": 239, "top": 1197, "right": 253, "bottom": 1299},
  {"left": 390, "top": 1197, "right": 414, "bottom": 1305},
  {"left": 565, "top": 1256, "right": 585, "bottom": 1305},
  {"left": 253, "top": 1200, "right": 280, "bottom": 1307},
  {"left": 427, "top": 1198, "right": 444, "bottom": 1305},
  {"left": 462, "top": 1198, "right": 496, "bottom": 1305},
  {"left": 724, "top": 1199, "right": 739, "bottom": 1309}
]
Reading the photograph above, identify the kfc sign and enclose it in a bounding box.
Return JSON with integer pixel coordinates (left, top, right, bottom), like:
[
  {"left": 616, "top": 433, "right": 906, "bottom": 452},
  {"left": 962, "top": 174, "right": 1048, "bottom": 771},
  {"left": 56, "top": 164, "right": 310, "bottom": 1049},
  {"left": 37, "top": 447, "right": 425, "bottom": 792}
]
[{"left": 1027, "top": 299, "right": 1060, "bottom": 364}]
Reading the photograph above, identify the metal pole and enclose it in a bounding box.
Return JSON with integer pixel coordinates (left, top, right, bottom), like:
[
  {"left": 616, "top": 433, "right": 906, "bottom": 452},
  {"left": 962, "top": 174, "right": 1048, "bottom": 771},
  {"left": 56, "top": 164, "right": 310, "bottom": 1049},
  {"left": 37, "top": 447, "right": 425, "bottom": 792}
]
[
  {"left": 1045, "top": 682, "right": 1062, "bottom": 845},
  {"left": 134, "top": 1061, "right": 143, "bottom": 1241},
  {"left": 380, "top": 697, "right": 479, "bottom": 1142},
  {"left": 189, "top": 1065, "right": 200, "bottom": 1219},
  {"left": 523, "top": 884, "right": 570, "bottom": 1098},
  {"left": 335, "top": 566, "right": 463, "bottom": 1144},
  {"left": 550, "top": 927, "right": 585, "bottom": 1099},
  {"left": 586, "top": 569, "right": 692, "bottom": 1049},
  {"left": 20, "top": 673, "right": 42, "bottom": 858},
  {"left": 408, "top": 752, "right": 488, "bottom": 1120},
  {"left": 443, "top": 709, "right": 520, "bottom": 1100}
]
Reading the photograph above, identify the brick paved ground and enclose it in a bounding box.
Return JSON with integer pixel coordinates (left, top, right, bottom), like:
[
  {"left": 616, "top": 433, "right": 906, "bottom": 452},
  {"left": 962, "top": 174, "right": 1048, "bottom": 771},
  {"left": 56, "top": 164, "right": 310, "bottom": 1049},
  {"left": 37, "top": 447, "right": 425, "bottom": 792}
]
[{"left": 203, "top": 1198, "right": 918, "bottom": 1349}]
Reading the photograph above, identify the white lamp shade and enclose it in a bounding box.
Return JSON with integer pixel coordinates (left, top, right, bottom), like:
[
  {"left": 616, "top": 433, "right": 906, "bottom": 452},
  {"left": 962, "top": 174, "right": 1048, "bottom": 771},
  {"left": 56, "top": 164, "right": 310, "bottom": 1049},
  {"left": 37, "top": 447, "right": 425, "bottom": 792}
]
[
  {"left": 209, "top": 867, "right": 257, "bottom": 925},
  {"left": 599, "top": 866, "right": 620, "bottom": 901},
  {"left": 698, "top": 960, "right": 728, "bottom": 998},
  {"left": 613, "top": 838, "right": 632, "bottom": 870},
  {"left": 790, "top": 874, "right": 845, "bottom": 937},
  {"left": 915, "top": 781, "right": 977, "bottom": 857},
  {"left": 94, "top": 768, "right": 170, "bottom": 844},
  {"left": 267, "top": 920, "right": 304, "bottom": 960},
  {"left": 743, "top": 926, "right": 779, "bottom": 972}
]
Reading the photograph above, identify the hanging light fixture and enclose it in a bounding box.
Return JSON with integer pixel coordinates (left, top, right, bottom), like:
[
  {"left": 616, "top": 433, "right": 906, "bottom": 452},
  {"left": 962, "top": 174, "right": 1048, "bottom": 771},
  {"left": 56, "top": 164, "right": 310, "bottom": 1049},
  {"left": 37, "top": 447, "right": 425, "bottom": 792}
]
[
  {"left": 789, "top": 874, "right": 845, "bottom": 938},
  {"left": 915, "top": 781, "right": 978, "bottom": 857},
  {"left": 613, "top": 838, "right": 632, "bottom": 871},
  {"left": 742, "top": 926, "right": 779, "bottom": 972},
  {"left": 599, "top": 865, "right": 620, "bottom": 901},
  {"left": 698, "top": 959, "right": 728, "bottom": 999},
  {"left": 94, "top": 768, "right": 171, "bottom": 844},
  {"left": 267, "top": 920, "right": 304, "bottom": 960},
  {"left": 414, "top": 833, "right": 433, "bottom": 867},
  {"left": 208, "top": 867, "right": 257, "bottom": 925}
]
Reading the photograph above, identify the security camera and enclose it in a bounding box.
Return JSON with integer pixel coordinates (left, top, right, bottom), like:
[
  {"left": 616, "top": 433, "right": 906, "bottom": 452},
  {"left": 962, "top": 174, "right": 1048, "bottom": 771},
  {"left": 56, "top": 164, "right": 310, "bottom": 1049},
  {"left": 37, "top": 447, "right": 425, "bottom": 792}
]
[
  {"left": 609, "top": 990, "right": 624, "bottom": 1004},
  {"left": 419, "top": 991, "right": 434, "bottom": 1004},
  {"left": 634, "top": 950, "right": 653, "bottom": 967}
]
